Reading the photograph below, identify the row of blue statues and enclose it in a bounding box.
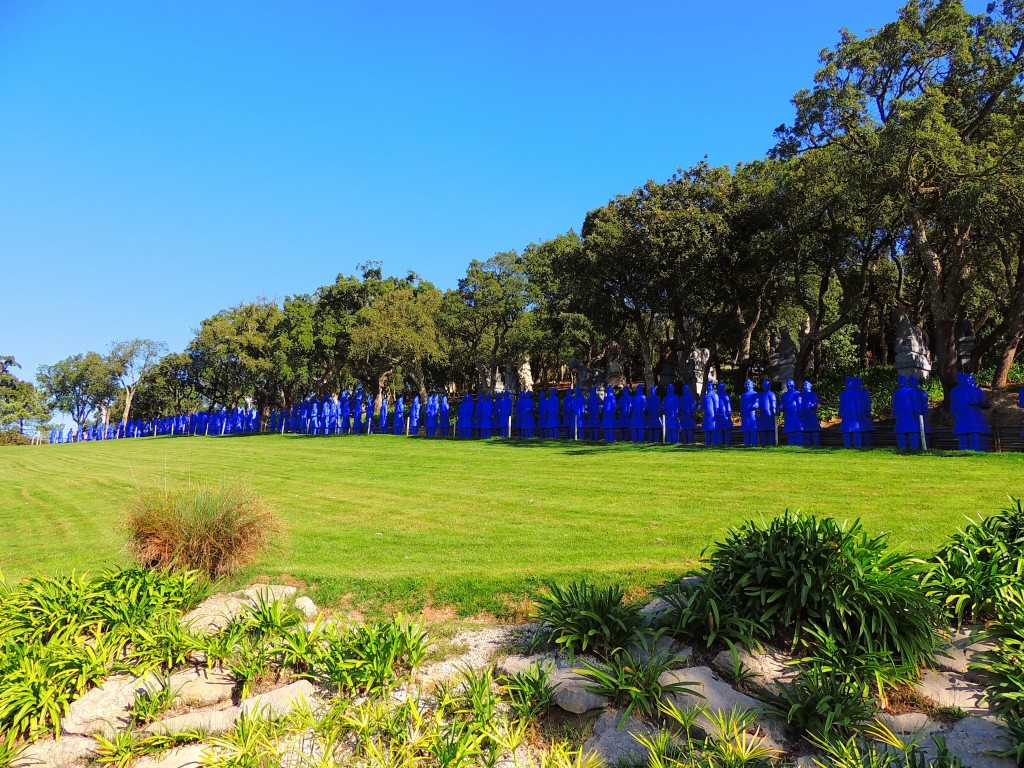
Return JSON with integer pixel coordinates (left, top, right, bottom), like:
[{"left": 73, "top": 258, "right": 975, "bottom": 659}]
[{"left": 51, "top": 374, "right": 998, "bottom": 451}]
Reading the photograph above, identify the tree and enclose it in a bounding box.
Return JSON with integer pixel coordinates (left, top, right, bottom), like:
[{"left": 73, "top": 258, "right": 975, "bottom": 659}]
[
  {"left": 122, "top": 352, "right": 203, "bottom": 420},
  {"left": 108, "top": 339, "right": 167, "bottom": 426},
  {"left": 37, "top": 352, "right": 118, "bottom": 428},
  {"left": 0, "top": 357, "right": 52, "bottom": 434},
  {"left": 777, "top": 0, "right": 1024, "bottom": 398}
]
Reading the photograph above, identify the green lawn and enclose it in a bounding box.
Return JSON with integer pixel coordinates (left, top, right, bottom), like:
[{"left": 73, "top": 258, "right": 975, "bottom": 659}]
[{"left": 1, "top": 434, "right": 1020, "bottom": 616}]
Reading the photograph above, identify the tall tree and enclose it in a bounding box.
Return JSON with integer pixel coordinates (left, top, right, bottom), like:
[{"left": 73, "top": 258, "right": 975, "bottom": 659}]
[
  {"left": 37, "top": 352, "right": 117, "bottom": 428},
  {"left": 108, "top": 339, "right": 167, "bottom": 426}
]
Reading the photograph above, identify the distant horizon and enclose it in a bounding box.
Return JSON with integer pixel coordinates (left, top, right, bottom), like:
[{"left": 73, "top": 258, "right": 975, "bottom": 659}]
[{"left": 1, "top": 0, "right": 986, "bottom": 391}]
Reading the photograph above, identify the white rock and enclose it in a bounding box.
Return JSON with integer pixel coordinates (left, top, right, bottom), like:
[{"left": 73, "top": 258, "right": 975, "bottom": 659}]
[
  {"left": 239, "top": 680, "right": 315, "bottom": 720},
  {"left": 876, "top": 711, "right": 940, "bottom": 735},
  {"left": 182, "top": 584, "right": 298, "bottom": 634},
  {"left": 169, "top": 667, "right": 236, "bottom": 707},
  {"left": 922, "top": 716, "right": 1015, "bottom": 768},
  {"left": 237, "top": 584, "right": 298, "bottom": 604},
  {"left": 629, "top": 634, "right": 692, "bottom": 665},
  {"left": 914, "top": 669, "right": 988, "bottom": 715},
  {"left": 60, "top": 672, "right": 160, "bottom": 738},
  {"left": 710, "top": 646, "right": 796, "bottom": 697},
  {"left": 134, "top": 743, "right": 210, "bottom": 768},
  {"left": 10, "top": 736, "right": 98, "bottom": 768},
  {"left": 550, "top": 669, "right": 609, "bottom": 714},
  {"left": 497, "top": 653, "right": 554, "bottom": 677},
  {"left": 582, "top": 709, "right": 658, "bottom": 765},
  {"left": 145, "top": 706, "right": 240, "bottom": 736},
  {"left": 293, "top": 596, "right": 318, "bottom": 620}
]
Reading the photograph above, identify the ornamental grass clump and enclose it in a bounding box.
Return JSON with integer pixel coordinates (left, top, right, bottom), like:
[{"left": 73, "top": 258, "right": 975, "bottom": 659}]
[{"left": 124, "top": 483, "right": 280, "bottom": 578}]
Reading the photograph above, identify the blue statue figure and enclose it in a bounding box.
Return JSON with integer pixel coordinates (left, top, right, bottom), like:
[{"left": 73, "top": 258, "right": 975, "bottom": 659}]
[
  {"left": 663, "top": 384, "right": 680, "bottom": 443},
  {"left": 542, "top": 389, "right": 559, "bottom": 438},
  {"left": 601, "top": 386, "right": 617, "bottom": 443},
  {"left": 489, "top": 392, "right": 502, "bottom": 437},
  {"left": 458, "top": 395, "right": 473, "bottom": 438},
  {"left": 517, "top": 390, "right": 536, "bottom": 438},
  {"left": 428, "top": 394, "right": 440, "bottom": 436},
  {"left": 739, "top": 380, "right": 759, "bottom": 447},
  {"left": 469, "top": 393, "right": 482, "bottom": 437},
  {"left": 340, "top": 393, "right": 352, "bottom": 434},
  {"left": 617, "top": 386, "right": 632, "bottom": 442},
  {"left": 440, "top": 395, "right": 451, "bottom": 436},
  {"left": 560, "top": 388, "right": 574, "bottom": 439},
  {"left": 892, "top": 375, "right": 921, "bottom": 450},
  {"left": 571, "top": 387, "right": 586, "bottom": 439},
  {"left": 703, "top": 384, "right": 721, "bottom": 446},
  {"left": 480, "top": 394, "right": 493, "bottom": 438},
  {"left": 839, "top": 377, "right": 864, "bottom": 448},
  {"left": 410, "top": 395, "right": 421, "bottom": 435},
  {"left": 679, "top": 384, "right": 697, "bottom": 443},
  {"left": 354, "top": 389, "right": 365, "bottom": 434},
  {"left": 781, "top": 380, "right": 803, "bottom": 446},
  {"left": 800, "top": 381, "right": 821, "bottom": 446},
  {"left": 392, "top": 396, "right": 405, "bottom": 435},
  {"left": 586, "top": 387, "right": 601, "bottom": 440},
  {"left": 716, "top": 382, "right": 733, "bottom": 446},
  {"left": 629, "top": 384, "right": 647, "bottom": 443},
  {"left": 757, "top": 381, "right": 778, "bottom": 446},
  {"left": 909, "top": 376, "right": 931, "bottom": 442},
  {"left": 854, "top": 378, "right": 874, "bottom": 447},
  {"left": 646, "top": 385, "right": 662, "bottom": 442},
  {"left": 952, "top": 374, "right": 991, "bottom": 451}
]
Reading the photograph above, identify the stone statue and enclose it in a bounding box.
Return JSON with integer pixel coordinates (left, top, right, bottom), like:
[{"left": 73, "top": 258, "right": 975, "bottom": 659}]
[
  {"left": 605, "top": 343, "right": 627, "bottom": 388},
  {"left": 951, "top": 374, "right": 990, "bottom": 451},
  {"left": 894, "top": 309, "right": 932, "bottom": 381},
  {"left": 657, "top": 343, "right": 681, "bottom": 388},
  {"left": 740, "top": 379, "right": 759, "bottom": 447},
  {"left": 517, "top": 356, "right": 535, "bottom": 393},
  {"left": 771, "top": 329, "right": 798, "bottom": 383},
  {"left": 892, "top": 375, "right": 922, "bottom": 450},
  {"left": 685, "top": 347, "right": 711, "bottom": 398},
  {"left": 955, "top": 313, "right": 976, "bottom": 371}
]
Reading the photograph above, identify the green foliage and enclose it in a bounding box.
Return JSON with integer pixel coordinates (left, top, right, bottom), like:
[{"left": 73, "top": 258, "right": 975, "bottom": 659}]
[
  {"left": 124, "top": 483, "right": 280, "bottom": 578},
  {"left": 128, "top": 674, "right": 177, "bottom": 726},
  {"left": 970, "top": 587, "right": 1024, "bottom": 720},
  {"left": 809, "top": 721, "right": 969, "bottom": 768},
  {"left": 576, "top": 632, "right": 699, "bottom": 726},
  {"left": 658, "top": 578, "right": 764, "bottom": 650},
  {"left": 922, "top": 498, "right": 1024, "bottom": 626},
  {"left": 0, "top": 429, "right": 32, "bottom": 446},
  {"left": 499, "top": 663, "right": 556, "bottom": 723},
  {"left": 531, "top": 580, "right": 644, "bottom": 661},
  {"left": 763, "top": 662, "right": 877, "bottom": 741},
  {"left": 692, "top": 511, "right": 937, "bottom": 669}
]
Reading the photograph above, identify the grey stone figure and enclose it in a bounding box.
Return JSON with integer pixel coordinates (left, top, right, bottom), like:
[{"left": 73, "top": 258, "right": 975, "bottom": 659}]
[
  {"left": 894, "top": 309, "right": 932, "bottom": 381},
  {"left": 685, "top": 347, "right": 711, "bottom": 398},
  {"left": 605, "top": 343, "right": 627, "bottom": 388},
  {"left": 517, "top": 356, "right": 535, "bottom": 393},
  {"left": 657, "top": 343, "right": 681, "bottom": 388},
  {"left": 772, "top": 329, "right": 798, "bottom": 383},
  {"left": 955, "top": 313, "right": 976, "bottom": 371}
]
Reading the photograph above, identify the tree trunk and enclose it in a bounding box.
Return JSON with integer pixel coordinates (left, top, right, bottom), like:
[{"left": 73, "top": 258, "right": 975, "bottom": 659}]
[
  {"left": 993, "top": 330, "right": 1024, "bottom": 389},
  {"left": 121, "top": 387, "right": 135, "bottom": 427}
]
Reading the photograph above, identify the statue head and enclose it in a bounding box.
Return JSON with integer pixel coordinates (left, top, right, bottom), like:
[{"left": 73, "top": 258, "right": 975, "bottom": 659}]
[
  {"left": 649, "top": 385, "right": 657, "bottom": 397},
  {"left": 682, "top": 385, "right": 691, "bottom": 396},
  {"left": 845, "top": 376, "right": 854, "bottom": 387},
  {"left": 718, "top": 382, "right": 727, "bottom": 394},
  {"left": 745, "top": 379, "right": 755, "bottom": 393},
  {"left": 898, "top": 375, "right": 907, "bottom": 388},
  {"left": 667, "top": 384, "right": 675, "bottom": 395},
  {"left": 909, "top": 376, "right": 919, "bottom": 388},
  {"left": 589, "top": 387, "right": 597, "bottom": 397},
  {"left": 786, "top": 379, "right": 795, "bottom": 392},
  {"left": 605, "top": 386, "right": 614, "bottom": 397},
  {"left": 803, "top": 380, "right": 813, "bottom": 393},
  {"left": 762, "top": 380, "right": 772, "bottom": 393}
]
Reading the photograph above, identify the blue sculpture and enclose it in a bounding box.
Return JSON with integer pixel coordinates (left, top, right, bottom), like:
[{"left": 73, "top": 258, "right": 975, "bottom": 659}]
[
  {"left": 481, "top": 394, "right": 493, "bottom": 438},
  {"left": 586, "top": 387, "right": 601, "bottom": 440},
  {"left": 716, "top": 382, "right": 733, "bottom": 446},
  {"left": 854, "top": 378, "right": 874, "bottom": 447},
  {"left": 702, "top": 385, "right": 720, "bottom": 446},
  {"left": 951, "top": 374, "right": 990, "bottom": 451},
  {"left": 679, "top": 384, "right": 697, "bottom": 443},
  {"left": 800, "top": 381, "right": 821, "bottom": 446},
  {"left": 410, "top": 395, "right": 421, "bottom": 435},
  {"left": 424, "top": 395, "right": 437, "bottom": 437},
  {"left": 646, "top": 385, "right": 662, "bottom": 442},
  {"left": 458, "top": 395, "right": 473, "bottom": 438},
  {"left": 663, "top": 384, "right": 680, "bottom": 443},
  {"left": 839, "top": 377, "right": 864, "bottom": 448},
  {"left": 892, "top": 376, "right": 921, "bottom": 450},
  {"left": 440, "top": 395, "right": 451, "bottom": 436},
  {"left": 910, "top": 376, "right": 931, "bottom": 442},
  {"left": 601, "top": 386, "right": 617, "bottom": 442},
  {"left": 757, "top": 381, "right": 777, "bottom": 446},
  {"left": 740, "top": 380, "right": 759, "bottom": 447},
  {"left": 630, "top": 384, "right": 647, "bottom": 443},
  {"left": 517, "top": 390, "right": 536, "bottom": 438},
  {"left": 393, "top": 396, "right": 405, "bottom": 435},
  {"left": 781, "top": 380, "right": 803, "bottom": 446},
  {"left": 617, "top": 386, "right": 632, "bottom": 442},
  {"left": 378, "top": 397, "right": 388, "bottom": 434}
]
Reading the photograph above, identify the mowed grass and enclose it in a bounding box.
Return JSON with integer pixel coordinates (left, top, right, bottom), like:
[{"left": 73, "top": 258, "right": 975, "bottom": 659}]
[{"left": 1, "top": 434, "right": 1021, "bottom": 616}]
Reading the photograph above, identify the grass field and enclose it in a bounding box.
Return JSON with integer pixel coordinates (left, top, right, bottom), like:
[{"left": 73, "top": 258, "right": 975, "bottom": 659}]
[{"left": 1, "top": 434, "right": 1021, "bottom": 617}]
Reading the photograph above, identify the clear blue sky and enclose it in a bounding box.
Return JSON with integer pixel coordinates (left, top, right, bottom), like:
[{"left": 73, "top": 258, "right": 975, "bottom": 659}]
[{"left": 1, "top": 0, "right": 932, "bottom": 384}]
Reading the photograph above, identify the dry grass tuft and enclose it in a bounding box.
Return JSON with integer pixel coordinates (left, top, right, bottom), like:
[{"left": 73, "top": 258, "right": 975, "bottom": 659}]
[{"left": 124, "top": 483, "right": 280, "bottom": 578}]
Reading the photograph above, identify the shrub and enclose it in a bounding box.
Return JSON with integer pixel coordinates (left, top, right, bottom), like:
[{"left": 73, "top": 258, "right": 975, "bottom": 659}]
[
  {"left": 971, "top": 587, "right": 1024, "bottom": 719},
  {"left": 576, "top": 633, "right": 698, "bottom": 726},
  {"left": 921, "top": 498, "right": 1024, "bottom": 626},
  {"left": 124, "top": 483, "right": 280, "bottom": 578},
  {"left": 531, "top": 580, "right": 644, "bottom": 661},
  {"left": 499, "top": 663, "right": 557, "bottom": 723},
  {"left": 763, "top": 662, "right": 877, "bottom": 741},
  {"left": 0, "top": 429, "right": 31, "bottom": 446},
  {"left": 696, "top": 511, "right": 937, "bottom": 668}
]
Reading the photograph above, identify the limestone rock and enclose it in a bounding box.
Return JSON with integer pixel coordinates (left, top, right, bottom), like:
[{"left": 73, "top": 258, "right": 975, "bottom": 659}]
[
  {"left": 922, "top": 716, "right": 1015, "bottom": 768},
  {"left": 629, "top": 634, "right": 692, "bottom": 666},
  {"left": 914, "top": 670, "right": 988, "bottom": 715},
  {"left": 293, "top": 596, "right": 318, "bottom": 620},
  {"left": 134, "top": 743, "right": 210, "bottom": 768},
  {"left": 582, "top": 709, "right": 658, "bottom": 765},
  {"left": 497, "top": 654, "right": 554, "bottom": 677},
  {"left": 182, "top": 584, "right": 298, "bottom": 634},
  {"left": 61, "top": 672, "right": 160, "bottom": 738},
  {"left": 549, "top": 669, "right": 609, "bottom": 714},
  {"left": 238, "top": 584, "right": 298, "bottom": 604},
  {"left": 935, "top": 645, "right": 970, "bottom": 675},
  {"left": 169, "top": 668, "right": 236, "bottom": 707},
  {"left": 10, "top": 736, "right": 98, "bottom": 768},
  {"left": 239, "top": 680, "right": 316, "bottom": 720},
  {"left": 876, "top": 711, "right": 940, "bottom": 735},
  {"left": 710, "top": 646, "right": 796, "bottom": 697},
  {"left": 145, "top": 706, "right": 240, "bottom": 737}
]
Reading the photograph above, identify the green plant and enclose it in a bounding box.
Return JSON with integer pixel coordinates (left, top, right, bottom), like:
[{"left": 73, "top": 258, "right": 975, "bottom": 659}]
[
  {"left": 129, "top": 612, "right": 201, "bottom": 672},
  {"left": 244, "top": 593, "right": 301, "bottom": 638},
  {"left": 922, "top": 498, "right": 1024, "bottom": 626},
  {"left": 576, "top": 633, "right": 700, "bottom": 726},
  {"left": 129, "top": 674, "right": 177, "bottom": 726},
  {"left": 763, "top": 662, "right": 877, "bottom": 741},
  {"left": 205, "top": 708, "right": 282, "bottom": 767},
  {"left": 123, "top": 483, "right": 280, "bottom": 578},
  {"left": 228, "top": 636, "right": 276, "bottom": 700},
  {"left": 995, "top": 711, "right": 1024, "bottom": 765},
  {"left": 809, "top": 721, "right": 968, "bottom": 768},
  {"left": 539, "top": 742, "right": 604, "bottom": 768},
  {"left": 658, "top": 578, "right": 764, "bottom": 650},
  {"left": 499, "top": 662, "right": 557, "bottom": 722},
  {"left": 970, "top": 587, "right": 1024, "bottom": 719},
  {"left": 531, "top": 580, "right": 644, "bottom": 662},
  {"left": 702, "top": 707, "right": 779, "bottom": 768}
]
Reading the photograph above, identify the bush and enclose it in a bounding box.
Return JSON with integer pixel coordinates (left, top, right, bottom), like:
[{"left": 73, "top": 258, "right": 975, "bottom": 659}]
[
  {"left": 124, "top": 483, "right": 280, "bottom": 578},
  {"left": 922, "top": 498, "right": 1024, "bottom": 626},
  {"left": 763, "top": 662, "right": 877, "bottom": 741},
  {"left": 0, "top": 429, "right": 31, "bottom": 446},
  {"left": 531, "top": 580, "right": 644, "bottom": 662},
  {"left": 697, "top": 511, "right": 937, "bottom": 667}
]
